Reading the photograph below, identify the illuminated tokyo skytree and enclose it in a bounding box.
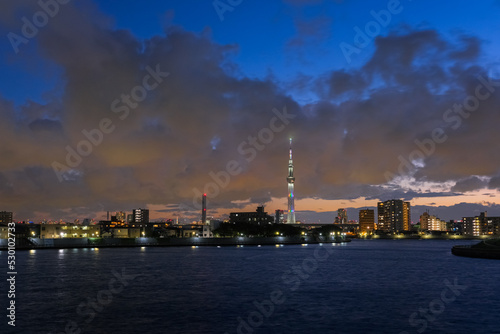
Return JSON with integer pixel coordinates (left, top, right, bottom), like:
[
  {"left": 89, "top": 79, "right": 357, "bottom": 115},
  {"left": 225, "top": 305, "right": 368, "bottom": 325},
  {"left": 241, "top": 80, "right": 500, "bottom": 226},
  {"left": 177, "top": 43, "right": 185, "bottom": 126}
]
[{"left": 287, "top": 138, "right": 296, "bottom": 224}]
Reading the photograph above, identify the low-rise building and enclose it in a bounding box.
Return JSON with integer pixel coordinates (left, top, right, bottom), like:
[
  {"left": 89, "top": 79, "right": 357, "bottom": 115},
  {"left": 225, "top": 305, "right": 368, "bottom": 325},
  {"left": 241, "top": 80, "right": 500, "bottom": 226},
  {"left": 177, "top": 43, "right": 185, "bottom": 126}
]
[
  {"left": 40, "top": 224, "right": 100, "bottom": 238},
  {"left": 463, "top": 212, "right": 500, "bottom": 236},
  {"left": 230, "top": 206, "right": 274, "bottom": 225}
]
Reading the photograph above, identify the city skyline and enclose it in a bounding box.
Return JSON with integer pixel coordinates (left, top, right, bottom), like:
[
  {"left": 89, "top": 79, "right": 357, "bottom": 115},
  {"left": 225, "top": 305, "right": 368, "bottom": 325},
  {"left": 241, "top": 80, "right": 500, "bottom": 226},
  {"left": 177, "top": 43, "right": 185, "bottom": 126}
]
[
  {"left": 1, "top": 1, "right": 500, "bottom": 223},
  {"left": 0, "top": 198, "right": 492, "bottom": 226}
]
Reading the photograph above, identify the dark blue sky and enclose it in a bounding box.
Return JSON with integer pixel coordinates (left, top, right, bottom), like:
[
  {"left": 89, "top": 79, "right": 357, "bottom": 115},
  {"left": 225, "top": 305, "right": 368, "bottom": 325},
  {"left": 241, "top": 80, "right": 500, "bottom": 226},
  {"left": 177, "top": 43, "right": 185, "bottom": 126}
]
[
  {"left": 4, "top": 0, "right": 499, "bottom": 104},
  {"left": 1, "top": 0, "right": 500, "bottom": 222}
]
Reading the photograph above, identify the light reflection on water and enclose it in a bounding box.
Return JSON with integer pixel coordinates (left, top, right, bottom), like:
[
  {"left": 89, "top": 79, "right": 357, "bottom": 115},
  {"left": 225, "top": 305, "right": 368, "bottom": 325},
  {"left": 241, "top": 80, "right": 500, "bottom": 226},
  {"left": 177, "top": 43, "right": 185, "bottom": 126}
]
[{"left": 3, "top": 239, "right": 499, "bottom": 334}]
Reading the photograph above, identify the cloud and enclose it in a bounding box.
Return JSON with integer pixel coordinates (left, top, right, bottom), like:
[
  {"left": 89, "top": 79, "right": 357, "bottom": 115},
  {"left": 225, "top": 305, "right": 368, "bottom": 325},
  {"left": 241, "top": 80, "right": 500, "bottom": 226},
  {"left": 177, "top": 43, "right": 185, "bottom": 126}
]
[
  {"left": 311, "top": 29, "right": 500, "bottom": 189},
  {"left": 451, "top": 176, "right": 489, "bottom": 193},
  {"left": 1, "top": 2, "right": 499, "bottom": 222},
  {"left": 412, "top": 202, "right": 500, "bottom": 221},
  {"left": 0, "top": 0, "right": 40, "bottom": 27},
  {"left": 0, "top": 2, "right": 305, "bottom": 220},
  {"left": 286, "top": 15, "right": 332, "bottom": 48},
  {"left": 317, "top": 69, "right": 368, "bottom": 98},
  {"left": 488, "top": 175, "right": 500, "bottom": 190}
]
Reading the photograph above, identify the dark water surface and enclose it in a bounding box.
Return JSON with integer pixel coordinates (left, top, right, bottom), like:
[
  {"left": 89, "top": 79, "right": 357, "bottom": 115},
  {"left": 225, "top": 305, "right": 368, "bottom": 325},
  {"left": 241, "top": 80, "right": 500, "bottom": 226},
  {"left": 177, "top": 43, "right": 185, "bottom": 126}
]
[{"left": 1, "top": 239, "right": 499, "bottom": 334}]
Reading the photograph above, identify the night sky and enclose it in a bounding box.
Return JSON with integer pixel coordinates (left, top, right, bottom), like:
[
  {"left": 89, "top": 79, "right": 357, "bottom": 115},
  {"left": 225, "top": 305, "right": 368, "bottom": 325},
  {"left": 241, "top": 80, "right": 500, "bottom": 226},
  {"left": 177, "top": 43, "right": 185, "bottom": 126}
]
[{"left": 1, "top": 0, "right": 500, "bottom": 223}]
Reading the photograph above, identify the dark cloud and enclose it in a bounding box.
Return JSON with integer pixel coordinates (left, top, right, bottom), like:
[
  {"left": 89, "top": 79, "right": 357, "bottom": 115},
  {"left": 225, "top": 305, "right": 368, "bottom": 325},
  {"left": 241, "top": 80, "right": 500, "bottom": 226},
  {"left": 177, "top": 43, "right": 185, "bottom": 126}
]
[
  {"left": 313, "top": 29, "right": 500, "bottom": 189},
  {"left": 0, "top": 2, "right": 304, "bottom": 220},
  {"left": 412, "top": 202, "right": 500, "bottom": 221},
  {"left": 0, "top": 0, "right": 39, "bottom": 27},
  {"left": 364, "top": 29, "right": 445, "bottom": 77},
  {"left": 366, "top": 189, "right": 460, "bottom": 201},
  {"left": 488, "top": 175, "right": 500, "bottom": 190},
  {"left": 28, "top": 118, "right": 63, "bottom": 134},
  {"left": 451, "top": 176, "right": 488, "bottom": 193},
  {"left": 317, "top": 70, "right": 368, "bottom": 98},
  {"left": 287, "top": 15, "right": 332, "bottom": 48},
  {"left": 450, "top": 35, "right": 481, "bottom": 60}
]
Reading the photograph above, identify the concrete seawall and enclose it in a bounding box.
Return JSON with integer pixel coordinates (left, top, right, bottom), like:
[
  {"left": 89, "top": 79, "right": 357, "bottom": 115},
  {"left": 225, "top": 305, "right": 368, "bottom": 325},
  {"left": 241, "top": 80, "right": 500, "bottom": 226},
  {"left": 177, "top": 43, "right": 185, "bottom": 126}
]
[
  {"left": 0, "top": 236, "right": 344, "bottom": 250},
  {"left": 451, "top": 244, "right": 500, "bottom": 260}
]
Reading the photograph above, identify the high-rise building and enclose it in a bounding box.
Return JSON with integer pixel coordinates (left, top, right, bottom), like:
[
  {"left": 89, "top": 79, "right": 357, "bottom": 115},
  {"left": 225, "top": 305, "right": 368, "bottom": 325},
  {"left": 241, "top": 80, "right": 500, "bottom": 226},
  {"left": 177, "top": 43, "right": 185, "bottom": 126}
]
[
  {"left": 403, "top": 201, "right": 411, "bottom": 231},
  {"left": 359, "top": 209, "right": 375, "bottom": 233},
  {"left": 419, "top": 212, "right": 430, "bottom": 230},
  {"left": 202, "top": 193, "right": 207, "bottom": 225},
  {"left": 287, "top": 138, "right": 296, "bottom": 224},
  {"left": 420, "top": 212, "right": 447, "bottom": 231},
  {"left": 275, "top": 209, "right": 284, "bottom": 224},
  {"left": 377, "top": 200, "right": 411, "bottom": 232},
  {"left": 133, "top": 208, "right": 149, "bottom": 224},
  {"left": 335, "top": 208, "right": 348, "bottom": 224},
  {"left": 0, "top": 211, "right": 13, "bottom": 225}
]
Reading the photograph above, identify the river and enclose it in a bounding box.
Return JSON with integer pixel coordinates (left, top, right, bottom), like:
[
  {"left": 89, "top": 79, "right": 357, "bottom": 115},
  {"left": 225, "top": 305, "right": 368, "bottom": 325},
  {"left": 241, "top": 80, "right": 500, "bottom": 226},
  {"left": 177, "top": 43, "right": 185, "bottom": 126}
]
[{"left": 1, "top": 239, "right": 498, "bottom": 334}]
